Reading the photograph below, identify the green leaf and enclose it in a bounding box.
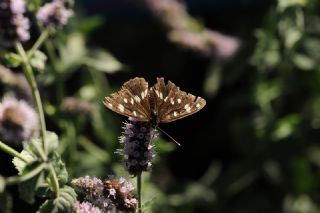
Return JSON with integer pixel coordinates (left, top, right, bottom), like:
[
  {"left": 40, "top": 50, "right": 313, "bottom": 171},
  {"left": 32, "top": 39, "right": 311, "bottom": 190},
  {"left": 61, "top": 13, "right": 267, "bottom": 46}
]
[
  {"left": 272, "top": 114, "right": 300, "bottom": 141},
  {"left": 18, "top": 162, "right": 46, "bottom": 204},
  {"left": 12, "top": 150, "right": 36, "bottom": 175},
  {"left": 37, "top": 186, "right": 77, "bottom": 213},
  {"left": 45, "top": 131, "right": 59, "bottom": 155},
  {"left": 60, "top": 33, "right": 87, "bottom": 71},
  {"left": 292, "top": 53, "right": 315, "bottom": 71},
  {"left": 277, "top": 0, "right": 308, "bottom": 11},
  {"left": 30, "top": 50, "right": 47, "bottom": 71},
  {"left": 85, "top": 49, "right": 123, "bottom": 73},
  {"left": 3, "top": 53, "right": 22, "bottom": 67},
  {"left": 50, "top": 152, "right": 68, "bottom": 185}
]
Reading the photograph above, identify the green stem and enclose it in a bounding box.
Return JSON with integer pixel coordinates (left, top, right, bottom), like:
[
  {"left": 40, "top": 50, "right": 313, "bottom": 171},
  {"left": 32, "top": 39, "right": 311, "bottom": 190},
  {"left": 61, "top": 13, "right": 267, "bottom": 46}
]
[
  {"left": 27, "top": 30, "right": 49, "bottom": 59},
  {"left": 0, "top": 141, "right": 29, "bottom": 163},
  {"left": 137, "top": 172, "right": 142, "bottom": 213},
  {"left": 15, "top": 42, "right": 47, "bottom": 159},
  {"left": 6, "top": 163, "right": 46, "bottom": 185},
  {"left": 49, "top": 165, "right": 60, "bottom": 197}
]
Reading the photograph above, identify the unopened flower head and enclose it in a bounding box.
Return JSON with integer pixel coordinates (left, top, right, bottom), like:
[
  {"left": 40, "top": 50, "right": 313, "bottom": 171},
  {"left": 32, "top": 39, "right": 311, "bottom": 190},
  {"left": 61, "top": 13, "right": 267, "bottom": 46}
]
[
  {"left": 73, "top": 201, "right": 103, "bottom": 213},
  {"left": 118, "top": 118, "right": 157, "bottom": 176},
  {"left": 37, "top": 0, "right": 73, "bottom": 27},
  {"left": 0, "top": 96, "right": 39, "bottom": 145},
  {"left": 0, "top": 0, "right": 30, "bottom": 45},
  {"left": 104, "top": 177, "right": 137, "bottom": 212}
]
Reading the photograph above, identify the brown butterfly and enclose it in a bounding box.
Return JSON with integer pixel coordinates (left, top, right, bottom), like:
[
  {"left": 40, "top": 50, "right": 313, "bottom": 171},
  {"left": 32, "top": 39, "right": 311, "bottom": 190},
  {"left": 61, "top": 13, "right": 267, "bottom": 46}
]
[{"left": 103, "top": 77, "right": 206, "bottom": 127}]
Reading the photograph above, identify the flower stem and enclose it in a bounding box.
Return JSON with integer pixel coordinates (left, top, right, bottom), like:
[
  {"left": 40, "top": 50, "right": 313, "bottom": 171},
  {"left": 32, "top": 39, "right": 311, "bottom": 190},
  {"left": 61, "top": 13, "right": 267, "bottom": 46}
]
[
  {"left": 6, "top": 163, "right": 46, "bottom": 185},
  {"left": 49, "top": 164, "right": 60, "bottom": 197},
  {"left": 27, "top": 29, "right": 49, "bottom": 58},
  {"left": 137, "top": 172, "right": 142, "bottom": 213},
  {"left": 15, "top": 42, "right": 47, "bottom": 158},
  {"left": 0, "top": 141, "right": 29, "bottom": 163}
]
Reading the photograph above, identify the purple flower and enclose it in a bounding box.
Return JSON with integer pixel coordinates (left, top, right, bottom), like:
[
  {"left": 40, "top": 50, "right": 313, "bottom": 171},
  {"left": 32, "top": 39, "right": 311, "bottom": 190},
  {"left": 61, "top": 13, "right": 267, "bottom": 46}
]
[
  {"left": 118, "top": 118, "right": 157, "bottom": 176},
  {"left": 104, "top": 177, "right": 137, "bottom": 212},
  {"left": 0, "top": 96, "right": 39, "bottom": 145},
  {"left": 72, "top": 176, "right": 115, "bottom": 211},
  {"left": 71, "top": 176, "right": 104, "bottom": 199},
  {"left": 73, "top": 201, "right": 103, "bottom": 213},
  {"left": 37, "top": 0, "right": 73, "bottom": 27},
  {"left": 72, "top": 176, "right": 136, "bottom": 212},
  {"left": 0, "top": 0, "right": 30, "bottom": 45}
]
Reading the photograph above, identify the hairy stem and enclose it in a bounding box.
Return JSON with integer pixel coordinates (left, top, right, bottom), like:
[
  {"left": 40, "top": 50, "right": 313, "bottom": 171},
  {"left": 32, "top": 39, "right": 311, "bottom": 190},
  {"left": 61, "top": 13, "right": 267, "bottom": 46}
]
[
  {"left": 49, "top": 164, "right": 60, "bottom": 197},
  {"left": 15, "top": 42, "right": 47, "bottom": 159},
  {"left": 0, "top": 141, "right": 29, "bottom": 163},
  {"left": 6, "top": 163, "right": 46, "bottom": 185},
  {"left": 27, "top": 30, "right": 49, "bottom": 58}
]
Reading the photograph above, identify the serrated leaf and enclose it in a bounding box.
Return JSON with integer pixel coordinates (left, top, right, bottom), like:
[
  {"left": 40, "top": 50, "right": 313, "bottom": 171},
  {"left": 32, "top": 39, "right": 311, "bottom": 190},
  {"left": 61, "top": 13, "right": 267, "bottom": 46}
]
[
  {"left": 18, "top": 162, "right": 45, "bottom": 204},
  {"left": 45, "top": 131, "right": 59, "bottom": 155},
  {"left": 37, "top": 186, "right": 77, "bottom": 213},
  {"left": 51, "top": 152, "right": 68, "bottom": 185},
  {"left": 19, "top": 174, "right": 39, "bottom": 204},
  {"left": 12, "top": 150, "right": 36, "bottom": 174},
  {"left": 30, "top": 50, "right": 47, "bottom": 71}
]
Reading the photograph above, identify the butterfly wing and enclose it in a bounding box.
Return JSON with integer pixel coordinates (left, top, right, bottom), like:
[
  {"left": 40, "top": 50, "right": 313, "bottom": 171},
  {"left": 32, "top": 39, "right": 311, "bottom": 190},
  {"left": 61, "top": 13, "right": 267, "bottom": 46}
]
[
  {"left": 151, "top": 77, "right": 206, "bottom": 123},
  {"left": 103, "top": 77, "right": 151, "bottom": 121}
]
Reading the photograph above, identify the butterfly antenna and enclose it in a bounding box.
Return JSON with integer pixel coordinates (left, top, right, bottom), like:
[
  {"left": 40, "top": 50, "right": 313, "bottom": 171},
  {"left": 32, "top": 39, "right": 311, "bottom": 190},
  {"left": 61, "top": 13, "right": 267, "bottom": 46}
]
[{"left": 156, "top": 126, "right": 181, "bottom": 146}]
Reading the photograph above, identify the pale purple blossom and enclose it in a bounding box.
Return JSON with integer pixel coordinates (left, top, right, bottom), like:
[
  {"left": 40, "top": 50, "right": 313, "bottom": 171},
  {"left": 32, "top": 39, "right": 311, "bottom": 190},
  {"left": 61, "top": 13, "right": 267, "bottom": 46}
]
[
  {"left": 118, "top": 118, "right": 157, "bottom": 176},
  {"left": 73, "top": 201, "right": 103, "bottom": 213},
  {"left": 0, "top": 96, "right": 39, "bottom": 144},
  {"left": 0, "top": 0, "right": 30, "bottom": 45},
  {"left": 37, "top": 0, "right": 73, "bottom": 27}
]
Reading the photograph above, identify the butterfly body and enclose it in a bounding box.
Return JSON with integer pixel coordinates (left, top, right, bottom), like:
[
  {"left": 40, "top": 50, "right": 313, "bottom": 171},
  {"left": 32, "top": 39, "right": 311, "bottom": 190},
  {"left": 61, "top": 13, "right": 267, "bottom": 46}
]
[{"left": 103, "top": 77, "right": 206, "bottom": 126}]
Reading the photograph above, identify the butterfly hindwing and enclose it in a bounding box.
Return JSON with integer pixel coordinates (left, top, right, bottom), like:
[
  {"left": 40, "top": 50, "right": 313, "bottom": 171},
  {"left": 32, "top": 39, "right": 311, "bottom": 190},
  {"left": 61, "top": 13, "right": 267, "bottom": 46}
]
[{"left": 103, "top": 77, "right": 151, "bottom": 121}]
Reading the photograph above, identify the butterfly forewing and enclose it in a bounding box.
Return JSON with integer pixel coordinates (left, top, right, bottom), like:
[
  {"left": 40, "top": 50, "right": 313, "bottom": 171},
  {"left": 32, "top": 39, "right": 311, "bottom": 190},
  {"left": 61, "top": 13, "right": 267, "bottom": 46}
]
[
  {"left": 151, "top": 77, "right": 206, "bottom": 123},
  {"left": 103, "top": 77, "right": 151, "bottom": 121}
]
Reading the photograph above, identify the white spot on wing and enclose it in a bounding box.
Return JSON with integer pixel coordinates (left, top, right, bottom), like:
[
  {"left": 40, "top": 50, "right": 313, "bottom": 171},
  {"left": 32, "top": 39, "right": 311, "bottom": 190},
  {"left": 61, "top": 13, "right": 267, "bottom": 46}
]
[
  {"left": 130, "top": 98, "right": 134, "bottom": 104},
  {"left": 174, "top": 111, "right": 177, "bottom": 117},
  {"left": 196, "top": 103, "right": 201, "bottom": 108},
  {"left": 159, "top": 92, "right": 163, "bottom": 100},
  {"left": 118, "top": 104, "right": 125, "bottom": 112},
  {"left": 134, "top": 95, "right": 141, "bottom": 103},
  {"left": 124, "top": 98, "right": 128, "bottom": 103},
  {"left": 133, "top": 111, "right": 137, "bottom": 116},
  {"left": 170, "top": 98, "right": 174, "bottom": 105},
  {"left": 155, "top": 90, "right": 160, "bottom": 97},
  {"left": 108, "top": 103, "right": 113, "bottom": 109},
  {"left": 164, "top": 96, "right": 168, "bottom": 102},
  {"left": 184, "top": 104, "right": 191, "bottom": 113},
  {"left": 177, "top": 98, "right": 181, "bottom": 103},
  {"left": 141, "top": 92, "right": 145, "bottom": 99}
]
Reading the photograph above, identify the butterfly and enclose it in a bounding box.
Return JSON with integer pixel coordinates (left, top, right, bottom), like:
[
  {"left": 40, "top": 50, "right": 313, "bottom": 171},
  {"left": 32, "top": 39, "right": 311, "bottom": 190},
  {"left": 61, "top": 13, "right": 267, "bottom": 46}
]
[{"left": 103, "top": 77, "right": 206, "bottom": 127}]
